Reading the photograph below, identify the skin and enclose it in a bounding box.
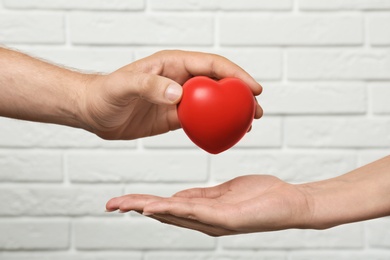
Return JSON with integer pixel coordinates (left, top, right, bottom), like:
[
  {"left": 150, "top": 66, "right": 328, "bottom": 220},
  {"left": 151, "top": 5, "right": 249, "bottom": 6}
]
[
  {"left": 0, "top": 47, "right": 263, "bottom": 140},
  {"left": 106, "top": 155, "right": 390, "bottom": 237}
]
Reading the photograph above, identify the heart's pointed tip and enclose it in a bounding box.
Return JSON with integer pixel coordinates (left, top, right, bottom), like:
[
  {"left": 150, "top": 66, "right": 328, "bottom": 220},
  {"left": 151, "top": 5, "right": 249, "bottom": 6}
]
[{"left": 204, "top": 148, "right": 228, "bottom": 155}]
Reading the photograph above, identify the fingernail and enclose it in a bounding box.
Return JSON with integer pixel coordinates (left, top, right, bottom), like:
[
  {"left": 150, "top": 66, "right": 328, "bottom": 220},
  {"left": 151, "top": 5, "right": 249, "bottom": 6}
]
[{"left": 165, "top": 83, "right": 182, "bottom": 103}]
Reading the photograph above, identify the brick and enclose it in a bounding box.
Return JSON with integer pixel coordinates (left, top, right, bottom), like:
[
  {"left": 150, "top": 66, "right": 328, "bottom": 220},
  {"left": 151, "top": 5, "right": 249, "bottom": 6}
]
[
  {"left": 0, "top": 13, "right": 64, "bottom": 44},
  {"left": 367, "top": 218, "right": 390, "bottom": 248},
  {"left": 69, "top": 12, "right": 214, "bottom": 46},
  {"left": 371, "top": 83, "right": 390, "bottom": 114},
  {"left": 67, "top": 151, "right": 208, "bottom": 183},
  {"left": 149, "top": 0, "right": 219, "bottom": 10},
  {"left": 0, "top": 118, "right": 136, "bottom": 148},
  {"left": 369, "top": 14, "right": 390, "bottom": 46},
  {"left": 221, "top": 223, "right": 364, "bottom": 249},
  {"left": 291, "top": 252, "right": 390, "bottom": 260},
  {"left": 261, "top": 83, "right": 367, "bottom": 114},
  {"left": 0, "top": 186, "right": 121, "bottom": 216},
  {"left": 149, "top": 0, "right": 292, "bottom": 11},
  {"left": 74, "top": 218, "right": 216, "bottom": 249},
  {"left": 142, "top": 130, "right": 197, "bottom": 149},
  {"left": 217, "top": 49, "right": 282, "bottom": 80},
  {"left": 233, "top": 117, "right": 282, "bottom": 148},
  {"left": 124, "top": 183, "right": 203, "bottom": 198},
  {"left": 3, "top": 0, "right": 144, "bottom": 10},
  {"left": 299, "top": 0, "right": 390, "bottom": 10},
  {"left": 0, "top": 220, "right": 69, "bottom": 250},
  {"left": 145, "top": 252, "right": 286, "bottom": 260},
  {"left": 220, "top": 14, "right": 362, "bottom": 46},
  {"left": 23, "top": 47, "right": 135, "bottom": 73},
  {"left": 285, "top": 117, "right": 390, "bottom": 148},
  {"left": 218, "top": 0, "right": 293, "bottom": 10},
  {"left": 0, "top": 252, "right": 142, "bottom": 260},
  {"left": 287, "top": 49, "right": 390, "bottom": 80},
  {"left": 0, "top": 151, "right": 62, "bottom": 182},
  {"left": 210, "top": 151, "right": 356, "bottom": 182}
]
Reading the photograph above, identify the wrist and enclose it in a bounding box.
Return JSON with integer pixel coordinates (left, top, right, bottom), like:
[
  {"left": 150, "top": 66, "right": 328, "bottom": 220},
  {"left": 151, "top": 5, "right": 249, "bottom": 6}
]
[
  {"left": 72, "top": 73, "right": 101, "bottom": 132},
  {"left": 298, "top": 176, "right": 363, "bottom": 230},
  {"left": 295, "top": 181, "right": 338, "bottom": 230},
  {"left": 289, "top": 183, "right": 321, "bottom": 230}
]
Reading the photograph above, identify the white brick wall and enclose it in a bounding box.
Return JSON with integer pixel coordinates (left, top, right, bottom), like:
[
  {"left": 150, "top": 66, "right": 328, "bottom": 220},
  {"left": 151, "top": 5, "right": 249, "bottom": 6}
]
[
  {"left": 0, "top": 13, "right": 64, "bottom": 44},
  {"left": 219, "top": 15, "right": 363, "bottom": 46},
  {"left": 0, "top": 0, "right": 389, "bottom": 259}
]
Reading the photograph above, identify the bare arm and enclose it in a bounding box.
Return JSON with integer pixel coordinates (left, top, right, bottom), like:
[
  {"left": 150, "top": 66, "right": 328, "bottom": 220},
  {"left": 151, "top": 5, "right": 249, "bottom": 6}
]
[
  {"left": 0, "top": 47, "right": 262, "bottom": 140},
  {"left": 106, "top": 156, "right": 390, "bottom": 236},
  {"left": 300, "top": 155, "right": 390, "bottom": 230},
  {"left": 0, "top": 47, "right": 88, "bottom": 129}
]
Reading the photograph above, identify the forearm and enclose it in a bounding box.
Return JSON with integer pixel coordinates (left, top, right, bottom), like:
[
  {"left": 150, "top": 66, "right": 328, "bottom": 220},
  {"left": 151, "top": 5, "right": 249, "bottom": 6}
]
[
  {"left": 300, "top": 155, "right": 390, "bottom": 229},
  {"left": 0, "top": 47, "right": 92, "bottom": 128}
]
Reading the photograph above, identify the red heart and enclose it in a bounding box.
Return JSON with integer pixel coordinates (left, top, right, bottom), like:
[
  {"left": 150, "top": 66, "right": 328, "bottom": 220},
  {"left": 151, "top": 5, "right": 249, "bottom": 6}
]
[{"left": 178, "top": 76, "right": 255, "bottom": 154}]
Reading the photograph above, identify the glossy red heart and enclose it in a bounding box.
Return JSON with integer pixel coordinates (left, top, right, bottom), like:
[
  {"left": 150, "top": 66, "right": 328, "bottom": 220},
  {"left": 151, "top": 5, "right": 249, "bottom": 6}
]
[{"left": 178, "top": 76, "right": 255, "bottom": 154}]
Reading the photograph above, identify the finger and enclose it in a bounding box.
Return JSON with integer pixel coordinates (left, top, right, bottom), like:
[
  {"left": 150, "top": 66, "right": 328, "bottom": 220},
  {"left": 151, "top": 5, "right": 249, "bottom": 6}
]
[
  {"left": 119, "top": 194, "right": 164, "bottom": 213},
  {"left": 134, "top": 50, "right": 262, "bottom": 96},
  {"left": 143, "top": 200, "right": 233, "bottom": 230},
  {"left": 106, "top": 196, "right": 127, "bottom": 211},
  {"left": 106, "top": 194, "right": 164, "bottom": 212},
  {"left": 110, "top": 71, "right": 183, "bottom": 105},
  {"left": 147, "top": 213, "right": 237, "bottom": 237},
  {"left": 179, "top": 51, "right": 263, "bottom": 96},
  {"left": 130, "top": 72, "right": 183, "bottom": 104},
  {"left": 254, "top": 98, "right": 263, "bottom": 119}
]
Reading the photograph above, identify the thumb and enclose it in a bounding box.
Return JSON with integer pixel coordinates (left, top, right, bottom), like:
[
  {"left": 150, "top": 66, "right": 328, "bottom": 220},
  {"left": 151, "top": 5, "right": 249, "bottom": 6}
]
[{"left": 129, "top": 73, "right": 183, "bottom": 105}]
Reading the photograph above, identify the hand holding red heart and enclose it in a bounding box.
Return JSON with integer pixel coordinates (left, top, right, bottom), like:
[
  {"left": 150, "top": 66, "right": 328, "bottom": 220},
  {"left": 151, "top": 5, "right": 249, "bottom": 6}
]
[{"left": 80, "top": 50, "right": 263, "bottom": 141}]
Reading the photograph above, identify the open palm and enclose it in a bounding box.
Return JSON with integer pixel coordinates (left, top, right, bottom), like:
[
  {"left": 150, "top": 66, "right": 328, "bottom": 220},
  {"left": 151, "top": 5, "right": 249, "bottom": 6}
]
[{"left": 106, "top": 175, "right": 313, "bottom": 236}]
